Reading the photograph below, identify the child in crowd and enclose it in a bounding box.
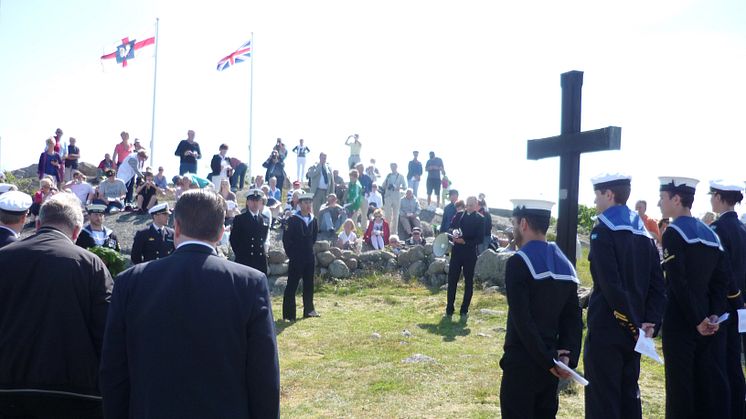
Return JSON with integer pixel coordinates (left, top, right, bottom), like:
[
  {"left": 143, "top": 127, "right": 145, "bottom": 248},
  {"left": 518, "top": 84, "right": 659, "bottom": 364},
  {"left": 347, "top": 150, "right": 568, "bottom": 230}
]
[
  {"left": 364, "top": 208, "right": 390, "bottom": 250},
  {"left": 388, "top": 234, "right": 403, "bottom": 254},
  {"left": 336, "top": 218, "right": 359, "bottom": 252}
]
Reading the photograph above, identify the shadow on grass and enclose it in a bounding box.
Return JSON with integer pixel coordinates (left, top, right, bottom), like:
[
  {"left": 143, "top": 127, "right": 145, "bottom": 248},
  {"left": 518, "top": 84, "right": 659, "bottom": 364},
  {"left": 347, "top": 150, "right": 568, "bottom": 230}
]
[
  {"left": 417, "top": 315, "right": 471, "bottom": 342},
  {"left": 274, "top": 318, "right": 304, "bottom": 336}
]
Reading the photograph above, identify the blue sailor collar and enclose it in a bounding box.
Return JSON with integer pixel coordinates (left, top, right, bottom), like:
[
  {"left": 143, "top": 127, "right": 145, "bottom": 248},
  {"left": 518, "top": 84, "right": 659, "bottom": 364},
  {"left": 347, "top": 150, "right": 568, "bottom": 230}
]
[
  {"left": 597, "top": 205, "right": 652, "bottom": 239},
  {"left": 516, "top": 240, "right": 579, "bottom": 283},
  {"left": 292, "top": 211, "right": 314, "bottom": 226},
  {"left": 670, "top": 216, "right": 723, "bottom": 250}
]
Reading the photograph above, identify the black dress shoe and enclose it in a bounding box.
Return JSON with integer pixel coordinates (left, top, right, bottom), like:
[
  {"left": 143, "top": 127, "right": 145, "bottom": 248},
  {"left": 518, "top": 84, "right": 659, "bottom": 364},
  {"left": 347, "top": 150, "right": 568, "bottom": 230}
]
[{"left": 303, "top": 311, "right": 320, "bottom": 318}]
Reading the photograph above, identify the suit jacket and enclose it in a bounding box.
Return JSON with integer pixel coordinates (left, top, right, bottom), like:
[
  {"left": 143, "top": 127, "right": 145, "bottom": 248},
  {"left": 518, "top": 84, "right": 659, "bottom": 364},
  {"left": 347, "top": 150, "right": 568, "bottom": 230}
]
[
  {"left": 210, "top": 154, "right": 231, "bottom": 177},
  {"left": 0, "top": 227, "right": 112, "bottom": 400},
  {"left": 0, "top": 225, "right": 18, "bottom": 249},
  {"left": 230, "top": 211, "right": 270, "bottom": 274},
  {"left": 306, "top": 162, "right": 335, "bottom": 195},
  {"left": 130, "top": 224, "right": 175, "bottom": 264},
  {"left": 100, "top": 243, "right": 280, "bottom": 419}
]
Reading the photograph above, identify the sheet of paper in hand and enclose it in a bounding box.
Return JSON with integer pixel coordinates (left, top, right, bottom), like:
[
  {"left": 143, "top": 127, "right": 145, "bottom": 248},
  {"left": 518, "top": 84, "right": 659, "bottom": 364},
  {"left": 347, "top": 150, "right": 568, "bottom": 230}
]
[
  {"left": 553, "top": 359, "right": 589, "bottom": 386},
  {"left": 634, "top": 329, "right": 663, "bottom": 364}
]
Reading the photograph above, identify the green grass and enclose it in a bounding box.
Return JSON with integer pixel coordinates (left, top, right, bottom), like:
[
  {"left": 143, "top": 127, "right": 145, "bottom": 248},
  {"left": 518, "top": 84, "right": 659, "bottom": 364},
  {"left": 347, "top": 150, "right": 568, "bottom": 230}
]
[{"left": 273, "top": 273, "right": 666, "bottom": 418}]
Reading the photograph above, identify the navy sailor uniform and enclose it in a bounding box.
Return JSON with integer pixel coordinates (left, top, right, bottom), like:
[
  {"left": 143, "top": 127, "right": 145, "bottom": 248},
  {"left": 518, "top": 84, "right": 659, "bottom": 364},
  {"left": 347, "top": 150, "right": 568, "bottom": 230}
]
[
  {"left": 75, "top": 225, "right": 120, "bottom": 252},
  {"left": 0, "top": 225, "right": 19, "bottom": 249},
  {"left": 584, "top": 205, "right": 666, "bottom": 419},
  {"left": 230, "top": 210, "right": 270, "bottom": 275},
  {"left": 500, "top": 240, "right": 582, "bottom": 419},
  {"left": 281, "top": 211, "right": 318, "bottom": 320},
  {"left": 130, "top": 224, "right": 175, "bottom": 264},
  {"left": 445, "top": 210, "right": 484, "bottom": 315}
]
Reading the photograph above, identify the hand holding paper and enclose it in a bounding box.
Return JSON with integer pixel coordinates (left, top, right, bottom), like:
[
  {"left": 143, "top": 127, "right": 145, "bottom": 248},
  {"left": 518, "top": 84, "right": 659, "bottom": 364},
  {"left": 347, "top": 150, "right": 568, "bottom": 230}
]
[
  {"left": 634, "top": 328, "right": 663, "bottom": 364},
  {"left": 553, "top": 359, "right": 588, "bottom": 386}
]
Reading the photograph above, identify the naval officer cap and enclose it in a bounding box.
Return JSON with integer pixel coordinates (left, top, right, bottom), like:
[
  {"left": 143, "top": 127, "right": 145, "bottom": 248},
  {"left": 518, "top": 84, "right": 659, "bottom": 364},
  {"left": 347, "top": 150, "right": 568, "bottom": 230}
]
[
  {"left": 659, "top": 176, "right": 699, "bottom": 195},
  {"left": 0, "top": 190, "right": 32, "bottom": 214},
  {"left": 709, "top": 179, "right": 745, "bottom": 193},
  {"left": 148, "top": 202, "right": 172, "bottom": 215},
  {"left": 591, "top": 172, "right": 631, "bottom": 190},
  {"left": 298, "top": 192, "right": 314, "bottom": 202},
  {"left": 87, "top": 203, "right": 107, "bottom": 214},
  {"left": 246, "top": 188, "right": 267, "bottom": 201},
  {"left": 510, "top": 199, "right": 554, "bottom": 219},
  {"left": 0, "top": 183, "right": 18, "bottom": 195}
]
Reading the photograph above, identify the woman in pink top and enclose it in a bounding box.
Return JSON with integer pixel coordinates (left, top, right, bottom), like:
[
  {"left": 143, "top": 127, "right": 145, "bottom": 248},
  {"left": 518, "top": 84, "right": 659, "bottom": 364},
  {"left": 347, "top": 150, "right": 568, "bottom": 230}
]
[{"left": 112, "top": 131, "right": 133, "bottom": 169}]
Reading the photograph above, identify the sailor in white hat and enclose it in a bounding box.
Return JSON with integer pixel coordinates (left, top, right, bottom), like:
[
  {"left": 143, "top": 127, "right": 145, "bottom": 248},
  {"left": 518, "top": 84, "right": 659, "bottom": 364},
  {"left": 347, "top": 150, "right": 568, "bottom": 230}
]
[
  {"left": 281, "top": 191, "right": 319, "bottom": 321},
  {"left": 75, "top": 203, "right": 120, "bottom": 252},
  {"left": 130, "top": 203, "right": 175, "bottom": 264},
  {"left": 658, "top": 176, "right": 730, "bottom": 418},
  {"left": 708, "top": 179, "right": 746, "bottom": 417},
  {"left": 583, "top": 173, "right": 665, "bottom": 419},
  {"left": 499, "top": 198, "right": 582, "bottom": 419},
  {"left": 0, "top": 190, "right": 32, "bottom": 248}
]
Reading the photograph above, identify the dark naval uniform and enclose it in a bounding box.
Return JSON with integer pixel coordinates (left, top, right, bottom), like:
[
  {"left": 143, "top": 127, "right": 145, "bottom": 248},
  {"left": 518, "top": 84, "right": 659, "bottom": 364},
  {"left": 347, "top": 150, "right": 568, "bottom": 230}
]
[
  {"left": 230, "top": 210, "right": 270, "bottom": 275},
  {"left": 584, "top": 205, "right": 666, "bottom": 419},
  {"left": 662, "top": 216, "right": 730, "bottom": 419},
  {"left": 500, "top": 240, "right": 583, "bottom": 418},
  {"left": 76, "top": 225, "right": 121, "bottom": 252},
  {"left": 445, "top": 209, "right": 484, "bottom": 316},
  {"left": 130, "top": 224, "right": 175, "bottom": 264},
  {"left": 0, "top": 225, "right": 18, "bottom": 249},
  {"left": 710, "top": 210, "right": 746, "bottom": 419},
  {"left": 282, "top": 211, "right": 318, "bottom": 320}
]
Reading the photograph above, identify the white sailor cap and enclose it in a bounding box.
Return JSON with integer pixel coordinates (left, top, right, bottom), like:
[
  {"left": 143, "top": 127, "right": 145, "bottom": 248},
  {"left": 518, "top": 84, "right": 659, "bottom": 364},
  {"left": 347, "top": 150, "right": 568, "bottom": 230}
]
[
  {"left": 0, "top": 191, "right": 32, "bottom": 214},
  {"left": 148, "top": 202, "right": 172, "bottom": 215},
  {"left": 708, "top": 179, "right": 745, "bottom": 193},
  {"left": 246, "top": 188, "right": 267, "bottom": 201},
  {"left": 659, "top": 176, "right": 699, "bottom": 195},
  {"left": 87, "top": 203, "right": 107, "bottom": 214},
  {"left": 298, "top": 192, "right": 314, "bottom": 201},
  {"left": 0, "top": 183, "right": 18, "bottom": 194},
  {"left": 591, "top": 172, "right": 631, "bottom": 189},
  {"left": 510, "top": 199, "right": 554, "bottom": 218}
]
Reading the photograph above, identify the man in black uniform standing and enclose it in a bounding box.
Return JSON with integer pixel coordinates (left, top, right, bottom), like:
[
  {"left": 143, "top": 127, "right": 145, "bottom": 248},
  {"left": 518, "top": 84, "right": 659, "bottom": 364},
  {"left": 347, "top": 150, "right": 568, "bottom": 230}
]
[
  {"left": 445, "top": 196, "right": 483, "bottom": 318},
  {"left": 659, "top": 176, "right": 730, "bottom": 419},
  {"left": 231, "top": 189, "right": 271, "bottom": 275},
  {"left": 500, "top": 199, "right": 582, "bottom": 419},
  {"left": 282, "top": 192, "right": 319, "bottom": 321},
  {"left": 708, "top": 179, "right": 746, "bottom": 419},
  {"left": 130, "top": 203, "right": 175, "bottom": 264},
  {"left": 0, "top": 191, "right": 31, "bottom": 249},
  {"left": 584, "top": 173, "right": 666, "bottom": 419},
  {"left": 76, "top": 203, "right": 121, "bottom": 252}
]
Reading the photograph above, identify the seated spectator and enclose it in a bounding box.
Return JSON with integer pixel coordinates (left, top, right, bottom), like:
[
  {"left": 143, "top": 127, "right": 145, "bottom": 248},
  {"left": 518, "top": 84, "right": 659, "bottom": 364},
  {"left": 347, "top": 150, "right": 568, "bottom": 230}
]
[
  {"left": 404, "top": 226, "right": 424, "bottom": 246},
  {"left": 333, "top": 169, "right": 347, "bottom": 203},
  {"left": 364, "top": 208, "right": 390, "bottom": 250},
  {"left": 319, "top": 193, "right": 346, "bottom": 233},
  {"left": 218, "top": 178, "right": 239, "bottom": 224},
  {"left": 367, "top": 183, "right": 383, "bottom": 219},
  {"left": 154, "top": 166, "right": 169, "bottom": 191},
  {"left": 399, "top": 188, "right": 421, "bottom": 236},
  {"left": 286, "top": 180, "right": 303, "bottom": 204},
  {"left": 366, "top": 158, "right": 381, "bottom": 180},
  {"left": 75, "top": 203, "right": 120, "bottom": 251},
  {"left": 98, "top": 153, "right": 115, "bottom": 177},
  {"left": 250, "top": 175, "right": 265, "bottom": 190},
  {"left": 336, "top": 218, "right": 360, "bottom": 252},
  {"left": 388, "top": 234, "right": 403, "bottom": 254},
  {"left": 135, "top": 171, "right": 158, "bottom": 213},
  {"left": 38, "top": 137, "right": 64, "bottom": 186},
  {"left": 64, "top": 170, "right": 95, "bottom": 206},
  {"left": 268, "top": 176, "right": 282, "bottom": 202},
  {"left": 95, "top": 168, "right": 127, "bottom": 213},
  {"left": 30, "top": 178, "right": 57, "bottom": 217},
  {"left": 264, "top": 184, "right": 283, "bottom": 224}
]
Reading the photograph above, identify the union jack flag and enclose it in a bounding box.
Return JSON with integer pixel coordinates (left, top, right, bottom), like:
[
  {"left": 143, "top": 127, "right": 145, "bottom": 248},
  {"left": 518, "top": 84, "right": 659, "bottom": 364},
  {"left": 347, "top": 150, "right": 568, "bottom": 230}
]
[{"left": 216, "top": 40, "right": 252, "bottom": 71}]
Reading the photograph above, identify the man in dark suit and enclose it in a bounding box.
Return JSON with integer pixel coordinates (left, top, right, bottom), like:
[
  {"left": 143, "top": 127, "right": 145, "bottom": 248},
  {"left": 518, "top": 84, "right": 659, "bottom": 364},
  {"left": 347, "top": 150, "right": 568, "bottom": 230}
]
[
  {"left": 130, "top": 203, "right": 175, "bottom": 264},
  {"left": 0, "top": 193, "right": 112, "bottom": 418},
  {"left": 100, "top": 190, "right": 280, "bottom": 419},
  {"left": 230, "top": 189, "right": 270, "bottom": 274},
  {"left": 445, "top": 196, "right": 484, "bottom": 318},
  {"left": 282, "top": 192, "right": 319, "bottom": 321},
  {"left": 0, "top": 190, "right": 31, "bottom": 249}
]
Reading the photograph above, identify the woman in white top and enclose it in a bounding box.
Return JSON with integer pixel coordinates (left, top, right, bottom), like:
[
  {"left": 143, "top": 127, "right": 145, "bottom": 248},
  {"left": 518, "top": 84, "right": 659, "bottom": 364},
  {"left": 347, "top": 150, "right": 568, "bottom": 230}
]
[{"left": 336, "top": 218, "right": 359, "bottom": 252}]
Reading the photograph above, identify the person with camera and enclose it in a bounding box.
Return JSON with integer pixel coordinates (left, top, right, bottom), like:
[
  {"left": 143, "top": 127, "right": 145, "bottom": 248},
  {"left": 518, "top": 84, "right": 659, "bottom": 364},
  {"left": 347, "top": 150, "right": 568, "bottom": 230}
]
[
  {"left": 381, "top": 163, "right": 407, "bottom": 235},
  {"left": 445, "top": 196, "right": 483, "bottom": 319},
  {"left": 263, "top": 150, "right": 286, "bottom": 198},
  {"left": 135, "top": 171, "right": 158, "bottom": 214},
  {"left": 345, "top": 134, "right": 362, "bottom": 169}
]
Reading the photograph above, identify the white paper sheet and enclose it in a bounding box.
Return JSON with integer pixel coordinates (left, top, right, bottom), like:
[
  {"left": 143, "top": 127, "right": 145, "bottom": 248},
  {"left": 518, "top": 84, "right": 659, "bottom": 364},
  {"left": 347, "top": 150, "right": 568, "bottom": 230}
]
[
  {"left": 737, "top": 309, "right": 746, "bottom": 333},
  {"left": 553, "top": 359, "right": 589, "bottom": 386},
  {"left": 715, "top": 312, "right": 730, "bottom": 325},
  {"left": 634, "top": 329, "right": 663, "bottom": 364}
]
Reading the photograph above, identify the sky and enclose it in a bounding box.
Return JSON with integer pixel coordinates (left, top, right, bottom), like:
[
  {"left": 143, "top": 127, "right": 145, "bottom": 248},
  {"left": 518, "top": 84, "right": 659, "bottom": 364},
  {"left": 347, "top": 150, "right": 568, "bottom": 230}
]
[{"left": 1, "top": 0, "right": 745, "bottom": 218}]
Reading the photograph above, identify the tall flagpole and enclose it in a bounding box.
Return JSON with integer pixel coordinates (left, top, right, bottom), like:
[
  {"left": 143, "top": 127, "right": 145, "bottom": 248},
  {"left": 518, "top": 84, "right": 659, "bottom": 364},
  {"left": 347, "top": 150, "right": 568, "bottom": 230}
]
[
  {"left": 248, "top": 32, "right": 254, "bottom": 181},
  {"left": 149, "top": 18, "right": 160, "bottom": 167}
]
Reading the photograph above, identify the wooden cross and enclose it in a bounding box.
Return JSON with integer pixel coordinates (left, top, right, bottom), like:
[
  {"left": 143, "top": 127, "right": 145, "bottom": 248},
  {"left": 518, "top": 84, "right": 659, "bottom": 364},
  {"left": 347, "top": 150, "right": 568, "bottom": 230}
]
[{"left": 526, "top": 71, "right": 621, "bottom": 266}]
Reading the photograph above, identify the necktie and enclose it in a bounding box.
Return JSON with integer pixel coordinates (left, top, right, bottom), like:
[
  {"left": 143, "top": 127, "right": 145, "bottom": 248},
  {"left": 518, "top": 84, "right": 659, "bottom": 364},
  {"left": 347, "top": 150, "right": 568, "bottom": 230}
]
[{"left": 321, "top": 165, "right": 328, "bottom": 184}]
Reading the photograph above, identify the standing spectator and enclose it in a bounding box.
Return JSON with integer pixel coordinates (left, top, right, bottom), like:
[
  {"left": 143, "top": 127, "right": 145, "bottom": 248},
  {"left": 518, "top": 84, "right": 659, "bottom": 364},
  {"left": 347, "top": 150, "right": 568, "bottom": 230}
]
[
  {"left": 441, "top": 189, "right": 459, "bottom": 233},
  {"left": 130, "top": 203, "right": 175, "bottom": 265},
  {"left": 76, "top": 204, "right": 121, "bottom": 252},
  {"left": 63, "top": 137, "right": 80, "bottom": 182},
  {"left": 635, "top": 200, "right": 661, "bottom": 243},
  {"left": 282, "top": 193, "right": 320, "bottom": 321},
  {"left": 37, "top": 137, "right": 63, "bottom": 185},
  {"left": 100, "top": 190, "right": 280, "bottom": 418},
  {"left": 0, "top": 191, "right": 32, "bottom": 249},
  {"left": 229, "top": 156, "right": 248, "bottom": 191},
  {"left": 333, "top": 169, "right": 347, "bottom": 203},
  {"left": 292, "top": 138, "right": 310, "bottom": 182},
  {"left": 263, "top": 150, "right": 285, "bottom": 197},
  {"left": 366, "top": 158, "right": 381, "bottom": 181},
  {"left": 345, "top": 134, "right": 362, "bottom": 169},
  {"left": 117, "top": 149, "right": 148, "bottom": 208},
  {"left": 64, "top": 170, "right": 95, "bottom": 206},
  {"left": 701, "top": 211, "right": 716, "bottom": 225},
  {"left": 318, "top": 194, "right": 346, "bottom": 233},
  {"left": 154, "top": 166, "right": 168, "bottom": 191},
  {"left": 441, "top": 175, "right": 452, "bottom": 207},
  {"left": 96, "top": 169, "right": 127, "bottom": 213},
  {"left": 132, "top": 138, "right": 144, "bottom": 151},
  {"left": 399, "top": 188, "right": 421, "bottom": 237},
  {"left": 367, "top": 183, "right": 383, "bottom": 219},
  {"left": 307, "top": 152, "right": 334, "bottom": 216},
  {"left": 273, "top": 138, "right": 288, "bottom": 161},
  {"left": 98, "top": 153, "right": 115, "bottom": 177},
  {"left": 218, "top": 179, "right": 240, "bottom": 224},
  {"left": 381, "top": 163, "right": 407, "bottom": 235},
  {"left": 52, "top": 127, "right": 63, "bottom": 153},
  {"left": 346, "top": 170, "right": 364, "bottom": 228},
  {"left": 364, "top": 208, "right": 390, "bottom": 250},
  {"left": 174, "top": 130, "right": 202, "bottom": 175},
  {"left": 658, "top": 218, "right": 670, "bottom": 236},
  {"left": 0, "top": 193, "right": 112, "bottom": 418},
  {"left": 135, "top": 171, "right": 158, "bottom": 213},
  {"left": 30, "top": 177, "right": 57, "bottom": 217},
  {"left": 407, "top": 151, "right": 423, "bottom": 197},
  {"left": 425, "top": 151, "right": 445, "bottom": 208},
  {"left": 355, "top": 163, "right": 373, "bottom": 196},
  {"left": 478, "top": 197, "right": 492, "bottom": 254},
  {"left": 209, "top": 143, "right": 233, "bottom": 190},
  {"left": 112, "top": 131, "right": 133, "bottom": 169}
]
